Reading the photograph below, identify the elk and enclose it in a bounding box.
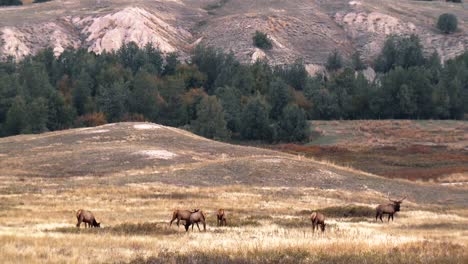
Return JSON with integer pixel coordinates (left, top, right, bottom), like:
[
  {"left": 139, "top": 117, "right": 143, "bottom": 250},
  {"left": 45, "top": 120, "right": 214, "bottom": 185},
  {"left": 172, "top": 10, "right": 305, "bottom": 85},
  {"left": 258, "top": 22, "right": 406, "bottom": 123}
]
[
  {"left": 76, "top": 209, "right": 100, "bottom": 228},
  {"left": 375, "top": 195, "right": 406, "bottom": 222},
  {"left": 184, "top": 209, "right": 206, "bottom": 232},
  {"left": 217, "top": 209, "right": 227, "bottom": 226},
  {"left": 170, "top": 209, "right": 198, "bottom": 228},
  {"left": 310, "top": 212, "right": 326, "bottom": 232}
]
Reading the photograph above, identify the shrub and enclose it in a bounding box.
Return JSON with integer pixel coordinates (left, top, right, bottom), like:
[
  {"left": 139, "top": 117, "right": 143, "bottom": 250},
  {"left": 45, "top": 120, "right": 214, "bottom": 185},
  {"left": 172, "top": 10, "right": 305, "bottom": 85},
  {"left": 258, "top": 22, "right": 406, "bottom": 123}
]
[
  {"left": 253, "top": 31, "right": 273, "bottom": 50},
  {"left": 75, "top": 112, "right": 107, "bottom": 127},
  {"left": 437, "top": 13, "right": 458, "bottom": 34},
  {"left": 0, "top": 0, "right": 22, "bottom": 6}
]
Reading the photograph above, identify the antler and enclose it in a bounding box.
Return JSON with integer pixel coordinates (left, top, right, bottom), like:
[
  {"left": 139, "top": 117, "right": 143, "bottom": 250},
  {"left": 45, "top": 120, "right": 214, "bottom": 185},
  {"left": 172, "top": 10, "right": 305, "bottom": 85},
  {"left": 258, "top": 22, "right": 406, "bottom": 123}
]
[
  {"left": 387, "top": 192, "right": 396, "bottom": 202},
  {"left": 399, "top": 196, "right": 407, "bottom": 202}
]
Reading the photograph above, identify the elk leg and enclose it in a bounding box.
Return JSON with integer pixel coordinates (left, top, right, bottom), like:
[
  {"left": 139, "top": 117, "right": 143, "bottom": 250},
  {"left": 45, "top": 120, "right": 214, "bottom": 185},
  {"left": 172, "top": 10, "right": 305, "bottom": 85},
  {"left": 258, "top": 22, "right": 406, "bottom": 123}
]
[
  {"left": 76, "top": 219, "right": 81, "bottom": 228},
  {"left": 203, "top": 221, "right": 206, "bottom": 231},
  {"left": 380, "top": 214, "right": 383, "bottom": 222},
  {"left": 391, "top": 214, "right": 394, "bottom": 221},
  {"left": 196, "top": 222, "right": 201, "bottom": 231},
  {"left": 321, "top": 224, "right": 325, "bottom": 232}
]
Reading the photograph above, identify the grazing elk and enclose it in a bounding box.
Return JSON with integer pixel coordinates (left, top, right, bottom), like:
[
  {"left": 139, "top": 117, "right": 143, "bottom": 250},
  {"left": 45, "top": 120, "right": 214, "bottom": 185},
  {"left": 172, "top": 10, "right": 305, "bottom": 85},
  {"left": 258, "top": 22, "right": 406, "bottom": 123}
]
[
  {"left": 184, "top": 209, "right": 206, "bottom": 232},
  {"left": 310, "top": 212, "right": 326, "bottom": 233},
  {"left": 375, "top": 195, "right": 406, "bottom": 222},
  {"left": 217, "top": 209, "right": 227, "bottom": 226},
  {"left": 170, "top": 209, "right": 198, "bottom": 228},
  {"left": 76, "top": 209, "right": 100, "bottom": 228}
]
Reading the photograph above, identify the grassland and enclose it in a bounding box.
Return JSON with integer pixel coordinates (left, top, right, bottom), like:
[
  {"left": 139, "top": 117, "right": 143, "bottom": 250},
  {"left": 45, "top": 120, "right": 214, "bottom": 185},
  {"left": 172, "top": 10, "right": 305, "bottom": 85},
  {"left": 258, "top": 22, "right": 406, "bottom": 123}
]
[
  {"left": 272, "top": 120, "right": 468, "bottom": 183},
  {"left": 0, "top": 122, "right": 467, "bottom": 263}
]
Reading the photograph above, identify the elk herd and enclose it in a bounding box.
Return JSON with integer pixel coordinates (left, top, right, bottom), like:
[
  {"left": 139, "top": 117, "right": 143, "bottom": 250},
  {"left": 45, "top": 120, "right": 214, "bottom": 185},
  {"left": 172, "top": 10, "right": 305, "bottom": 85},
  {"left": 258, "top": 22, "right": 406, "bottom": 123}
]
[{"left": 75, "top": 195, "right": 407, "bottom": 233}]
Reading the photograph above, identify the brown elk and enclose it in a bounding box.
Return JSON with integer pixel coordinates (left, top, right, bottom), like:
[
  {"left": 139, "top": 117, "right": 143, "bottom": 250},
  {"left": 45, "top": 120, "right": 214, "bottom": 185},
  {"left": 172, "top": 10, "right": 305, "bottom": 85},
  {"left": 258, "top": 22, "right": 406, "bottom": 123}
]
[
  {"left": 170, "top": 209, "right": 198, "bottom": 228},
  {"left": 76, "top": 209, "right": 100, "bottom": 228},
  {"left": 217, "top": 209, "right": 227, "bottom": 226},
  {"left": 375, "top": 195, "right": 406, "bottom": 222},
  {"left": 310, "top": 212, "right": 326, "bottom": 232},
  {"left": 184, "top": 209, "right": 206, "bottom": 232}
]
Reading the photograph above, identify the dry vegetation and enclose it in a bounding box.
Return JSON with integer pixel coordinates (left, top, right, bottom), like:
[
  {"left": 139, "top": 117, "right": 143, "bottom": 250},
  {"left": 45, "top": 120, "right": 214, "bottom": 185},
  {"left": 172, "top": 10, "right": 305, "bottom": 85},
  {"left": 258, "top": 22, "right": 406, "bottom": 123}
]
[
  {"left": 272, "top": 120, "right": 468, "bottom": 183},
  {"left": 0, "top": 122, "right": 467, "bottom": 263}
]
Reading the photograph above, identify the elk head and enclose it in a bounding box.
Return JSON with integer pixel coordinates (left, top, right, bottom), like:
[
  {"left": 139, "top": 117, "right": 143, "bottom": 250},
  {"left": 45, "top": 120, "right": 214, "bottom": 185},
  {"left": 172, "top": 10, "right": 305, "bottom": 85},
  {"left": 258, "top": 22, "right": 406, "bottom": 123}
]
[{"left": 388, "top": 195, "right": 406, "bottom": 212}]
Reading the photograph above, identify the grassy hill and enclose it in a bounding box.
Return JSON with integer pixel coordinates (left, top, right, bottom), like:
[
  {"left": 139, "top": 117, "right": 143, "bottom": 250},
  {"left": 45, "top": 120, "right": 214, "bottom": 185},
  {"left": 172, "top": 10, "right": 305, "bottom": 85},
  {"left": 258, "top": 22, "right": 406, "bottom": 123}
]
[
  {"left": 0, "top": 122, "right": 467, "bottom": 263},
  {"left": 272, "top": 120, "right": 468, "bottom": 183}
]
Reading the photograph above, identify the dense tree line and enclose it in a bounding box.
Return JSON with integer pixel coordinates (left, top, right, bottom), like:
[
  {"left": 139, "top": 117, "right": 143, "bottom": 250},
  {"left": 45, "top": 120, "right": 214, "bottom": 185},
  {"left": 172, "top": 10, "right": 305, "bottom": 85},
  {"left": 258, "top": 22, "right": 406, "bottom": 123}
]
[{"left": 0, "top": 35, "right": 467, "bottom": 142}]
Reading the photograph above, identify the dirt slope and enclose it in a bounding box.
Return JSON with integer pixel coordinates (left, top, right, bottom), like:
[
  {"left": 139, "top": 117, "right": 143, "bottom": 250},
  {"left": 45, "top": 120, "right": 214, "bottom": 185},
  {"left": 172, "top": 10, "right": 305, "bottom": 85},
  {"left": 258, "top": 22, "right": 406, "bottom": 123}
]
[
  {"left": 0, "top": 122, "right": 466, "bottom": 206},
  {"left": 0, "top": 0, "right": 466, "bottom": 64}
]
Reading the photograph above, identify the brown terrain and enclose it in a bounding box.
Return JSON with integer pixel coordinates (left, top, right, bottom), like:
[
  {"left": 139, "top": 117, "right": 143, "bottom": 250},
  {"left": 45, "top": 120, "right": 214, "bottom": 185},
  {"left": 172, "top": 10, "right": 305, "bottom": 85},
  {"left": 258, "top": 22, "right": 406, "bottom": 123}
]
[
  {"left": 0, "top": 0, "right": 467, "bottom": 67},
  {"left": 0, "top": 122, "right": 467, "bottom": 263},
  {"left": 272, "top": 120, "right": 468, "bottom": 183}
]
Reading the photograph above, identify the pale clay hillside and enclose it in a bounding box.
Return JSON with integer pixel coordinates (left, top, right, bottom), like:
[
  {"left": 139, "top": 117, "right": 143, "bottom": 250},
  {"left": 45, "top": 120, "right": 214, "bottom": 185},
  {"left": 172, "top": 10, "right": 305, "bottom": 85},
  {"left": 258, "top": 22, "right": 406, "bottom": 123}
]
[{"left": 0, "top": 0, "right": 467, "bottom": 70}]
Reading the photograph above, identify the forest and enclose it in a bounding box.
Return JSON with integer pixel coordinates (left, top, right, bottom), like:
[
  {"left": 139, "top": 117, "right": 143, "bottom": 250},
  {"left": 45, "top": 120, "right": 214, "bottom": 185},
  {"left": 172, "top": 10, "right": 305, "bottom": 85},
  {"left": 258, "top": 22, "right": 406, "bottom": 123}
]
[{"left": 0, "top": 34, "right": 467, "bottom": 141}]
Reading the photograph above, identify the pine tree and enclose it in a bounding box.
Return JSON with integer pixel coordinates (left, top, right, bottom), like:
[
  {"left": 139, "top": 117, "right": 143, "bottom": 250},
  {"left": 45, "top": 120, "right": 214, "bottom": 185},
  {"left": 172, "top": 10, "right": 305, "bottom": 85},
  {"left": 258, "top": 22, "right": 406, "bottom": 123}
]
[
  {"left": 325, "top": 50, "right": 343, "bottom": 72},
  {"left": 4, "top": 96, "right": 29, "bottom": 135},
  {"left": 268, "top": 78, "right": 291, "bottom": 120},
  {"left": 28, "top": 97, "right": 49, "bottom": 133},
  {"left": 240, "top": 96, "right": 272, "bottom": 140},
  {"left": 191, "top": 96, "right": 230, "bottom": 140},
  {"left": 276, "top": 104, "right": 309, "bottom": 142},
  {"left": 351, "top": 51, "right": 366, "bottom": 71},
  {"left": 73, "top": 70, "right": 93, "bottom": 115},
  {"left": 97, "top": 81, "right": 128, "bottom": 122},
  {"left": 215, "top": 86, "right": 242, "bottom": 132}
]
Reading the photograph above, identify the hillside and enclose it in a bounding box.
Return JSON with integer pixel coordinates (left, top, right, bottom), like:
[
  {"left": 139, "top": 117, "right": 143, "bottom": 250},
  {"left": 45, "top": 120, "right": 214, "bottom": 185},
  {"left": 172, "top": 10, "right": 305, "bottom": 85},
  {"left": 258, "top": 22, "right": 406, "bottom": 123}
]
[
  {"left": 1, "top": 122, "right": 467, "bottom": 263},
  {"left": 1, "top": 122, "right": 467, "bottom": 206},
  {"left": 273, "top": 120, "right": 468, "bottom": 182},
  {"left": 0, "top": 0, "right": 466, "bottom": 65}
]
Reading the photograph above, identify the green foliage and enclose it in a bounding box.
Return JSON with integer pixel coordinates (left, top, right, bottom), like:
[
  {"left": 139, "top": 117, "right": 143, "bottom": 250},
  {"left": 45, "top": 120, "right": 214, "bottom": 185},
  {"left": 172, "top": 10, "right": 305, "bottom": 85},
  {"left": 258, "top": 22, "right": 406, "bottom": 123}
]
[
  {"left": 276, "top": 104, "right": 309, "bottom": 142},
  {"left": 253, "top": 31, "right": 273, "bottom": 50},
  {"left": 240, "top": 96, "right": 272, "bottom": 140},
  {"left": 191, "top": 96, "right": 230, "bottom": 140},
  {"left": 325, "top": 50, "right": 343, "bottom": 72},
  {"left": 215, "top": 86, "right": 241, "bottom": 132},
  {"left": 274, "top": 59, "right": 308, "bottom": 90},
  {"left": 33, "top": 0, "right": 52, "bottom": 3},
  {"left": 0, "top": 36, "right": 467, "bottom": 140},
  {"left": 351, "top": 51, "right": 366, "bottom": 71},
  {"left": 0, "top": 0, "right": 22, "bottom": 6},
  {"left": 374, "top": 35, "right": 425, "bottom": 73},
  {"left": 437, "top": 13, "right": 458, "bottom": 34}
]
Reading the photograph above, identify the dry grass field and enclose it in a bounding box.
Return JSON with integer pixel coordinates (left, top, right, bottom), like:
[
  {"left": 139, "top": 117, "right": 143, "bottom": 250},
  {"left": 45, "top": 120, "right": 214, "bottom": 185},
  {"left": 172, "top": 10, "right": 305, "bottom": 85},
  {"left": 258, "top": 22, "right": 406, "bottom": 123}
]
[
  {"left": 273, "top": 120, "right": 468, "bottom": 183},
  {"left": 0, "top": 122, "right": 467, "bottom": 263}
]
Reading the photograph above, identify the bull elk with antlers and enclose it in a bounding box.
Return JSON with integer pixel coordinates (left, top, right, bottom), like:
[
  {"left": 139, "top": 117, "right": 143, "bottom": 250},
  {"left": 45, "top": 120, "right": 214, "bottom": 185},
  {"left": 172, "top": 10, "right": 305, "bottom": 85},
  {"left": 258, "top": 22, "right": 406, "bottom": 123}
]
[{"left": 376, "top": 195, "right": 406, "bottom": 222}]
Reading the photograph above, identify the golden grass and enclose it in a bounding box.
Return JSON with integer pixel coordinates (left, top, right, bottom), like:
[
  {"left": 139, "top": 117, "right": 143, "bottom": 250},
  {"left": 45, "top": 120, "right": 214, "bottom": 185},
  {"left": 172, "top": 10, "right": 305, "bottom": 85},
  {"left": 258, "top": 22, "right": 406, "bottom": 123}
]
[{"left": 0, "top": 176, "right": 467, "bottom": 263}]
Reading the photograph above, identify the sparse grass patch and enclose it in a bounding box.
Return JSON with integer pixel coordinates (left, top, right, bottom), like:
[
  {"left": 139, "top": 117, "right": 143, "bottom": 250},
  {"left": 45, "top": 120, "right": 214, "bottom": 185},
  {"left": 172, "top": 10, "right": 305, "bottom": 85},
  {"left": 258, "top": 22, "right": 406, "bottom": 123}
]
[
  {"left": 203, "top": 0, "right": 229, "bottom": 11},
  {"left": 298, "top": 205, "right": 375, "bottom": 218},
  {"left": 138, "top": 192, "right": 210, "bottom": 200},
  {"left": 49, "top": 222, "right": 177, "bottom": 236},
  {"left": 123, "top": 241, "right": 467, "bottom": 264}
]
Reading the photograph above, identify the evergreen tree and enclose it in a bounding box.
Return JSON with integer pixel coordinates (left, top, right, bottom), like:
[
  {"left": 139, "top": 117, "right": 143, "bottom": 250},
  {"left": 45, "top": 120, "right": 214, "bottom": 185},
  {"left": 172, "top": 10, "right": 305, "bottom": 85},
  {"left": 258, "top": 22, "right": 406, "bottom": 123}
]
[
  {"left": 351, "top": 51, "right": 366, "bottom": 71},
  {"left": 375, "top": 35, "right": 425, "bottom": 73},
  {"left": 325, "top": 50, "right": 343, "bottom": 72},
  {"left": 276, "top": 104, "right": 309, "bottom": 142},
  {"left": 163, "top": 52, "right": 179, "bottom": 76},
  {"left": 215, "top": 86, "right": 242, "bottom": 132},
  {"left": 267, "top": 78, "right": 291, "bottom": 120},
  {"left": 4, "top": 96, "right": 29, "bottom": 135},
  {"left": 73, "top": 70, "right": 93, "bottom": 115},
  {"left": 191, "top": 96, "right": 230, "bottom": 140},
  {"left": 437, "top": 13, "right": 458, "bottom": 34},
  {"left": 0, "top": 0, "right": 22, "bottom": 6},
  {"left": 97, "top": 81, "right": 128, "bottom": 122},
  {"left": 28, "top": 97, "right": 49, "bottom": 133},
  {"left": 130, "top": 70, "right": 160, "bottom": 121},
  {"left": 240, "top": 96, "right": 272, "bottom": 140}
]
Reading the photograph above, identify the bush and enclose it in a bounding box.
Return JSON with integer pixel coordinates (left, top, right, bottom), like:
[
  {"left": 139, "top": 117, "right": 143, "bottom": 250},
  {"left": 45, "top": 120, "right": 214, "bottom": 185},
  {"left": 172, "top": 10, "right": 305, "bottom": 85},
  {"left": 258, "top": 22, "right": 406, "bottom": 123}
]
[
  {"left": 33, "top": 0, "right": 52, "bottom": 3},
  {"left": 325, "top": 50, "right": 343, "bottom": 72},
  {"left": 253, "top": 31, "right": 273, "bottom": 50},
  {"left": 437, "top": 13, "right": 458, "bottom": 34},
  {"left": 0, "top": 0, "right": 22, "bottom": 6}
]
